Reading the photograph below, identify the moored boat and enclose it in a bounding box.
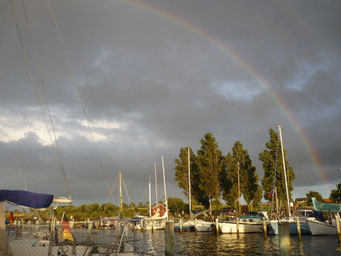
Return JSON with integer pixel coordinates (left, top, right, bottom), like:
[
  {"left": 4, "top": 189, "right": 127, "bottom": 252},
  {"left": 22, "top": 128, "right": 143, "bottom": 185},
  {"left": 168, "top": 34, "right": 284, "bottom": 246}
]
[{"left": 219, "top": 219, "right": 263, "bottom": 234}]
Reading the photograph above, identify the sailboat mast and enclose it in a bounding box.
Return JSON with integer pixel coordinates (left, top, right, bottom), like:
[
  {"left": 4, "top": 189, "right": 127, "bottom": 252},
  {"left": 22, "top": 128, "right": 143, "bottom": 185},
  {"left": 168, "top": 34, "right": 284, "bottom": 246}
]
[
  {"left": 161, "top": 155, "right": 168, "bottom": 220},
  {"left": 188, "top": 147, "right": 192, "bottom": 219},
  {"left": 149, "top": 174, "right": 152, "bottom": 217},
  {"left": 278, "top": 125, "right": 291, "bottom": 217},
  {"left": 154, "top": 162, "right": 158, "bottom": 205},
  {"left": 119, "top": 171, "right": 123, "bottom": 215},
  {"left": 237, "top": 161, "right": 241, "bottom": 216}
]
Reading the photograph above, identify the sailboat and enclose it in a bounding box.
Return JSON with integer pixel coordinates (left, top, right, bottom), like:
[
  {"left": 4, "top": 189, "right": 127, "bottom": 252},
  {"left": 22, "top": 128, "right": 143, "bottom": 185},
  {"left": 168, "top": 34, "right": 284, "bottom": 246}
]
[
  {"left": 135, "top": 158, "right": 169, "bottom": 231},
  {"left": 173, "top": 147, "right": 214, "bottom": 232},
  {"left": 267, "top": 126, "right": 315, "bottom": 235},
  {"left": 219, "top": 162, "right": 267, "bottom": 234},
  {"left": 306, "top": 197, "right": 341, "bottom": 235}
]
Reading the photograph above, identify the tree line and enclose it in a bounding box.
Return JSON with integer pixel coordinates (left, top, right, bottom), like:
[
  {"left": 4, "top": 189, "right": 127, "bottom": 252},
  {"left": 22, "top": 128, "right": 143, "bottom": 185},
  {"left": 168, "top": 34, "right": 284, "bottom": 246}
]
[{"left": 174, "top": 129, "right": 295, "bottom": 212}]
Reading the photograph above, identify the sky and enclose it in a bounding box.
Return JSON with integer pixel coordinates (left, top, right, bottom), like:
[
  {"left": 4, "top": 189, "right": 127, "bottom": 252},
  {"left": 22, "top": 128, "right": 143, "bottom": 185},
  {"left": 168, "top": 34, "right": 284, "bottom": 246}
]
[{"left": 0, "top": 0, "right": 340, "bottom": 205}]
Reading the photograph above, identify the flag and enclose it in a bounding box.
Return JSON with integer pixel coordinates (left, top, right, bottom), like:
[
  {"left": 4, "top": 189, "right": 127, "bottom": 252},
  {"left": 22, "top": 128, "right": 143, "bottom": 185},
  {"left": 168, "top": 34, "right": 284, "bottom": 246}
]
[
  {"left": 9, "top": 212, "right": 14, "bottom": 226},
  {"left": 61, "top": 220, "right": 74, "bottom": 243},
  {"left": 268, "top": 187, "right": 276, "bottom": 197}
]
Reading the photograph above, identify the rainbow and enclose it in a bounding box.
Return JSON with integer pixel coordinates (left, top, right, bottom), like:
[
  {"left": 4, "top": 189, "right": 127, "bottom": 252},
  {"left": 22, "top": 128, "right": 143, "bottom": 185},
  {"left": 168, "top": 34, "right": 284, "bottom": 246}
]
[{"left": 112, "top": 0, "right": 327, "bottom": 184}]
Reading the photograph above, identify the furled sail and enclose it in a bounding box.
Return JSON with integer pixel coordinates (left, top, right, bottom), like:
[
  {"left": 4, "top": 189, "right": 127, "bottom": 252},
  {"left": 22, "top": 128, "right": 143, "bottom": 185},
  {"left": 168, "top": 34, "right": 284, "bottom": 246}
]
[{"left": 0, "top": 190, "right": 54, "bottom": 209}]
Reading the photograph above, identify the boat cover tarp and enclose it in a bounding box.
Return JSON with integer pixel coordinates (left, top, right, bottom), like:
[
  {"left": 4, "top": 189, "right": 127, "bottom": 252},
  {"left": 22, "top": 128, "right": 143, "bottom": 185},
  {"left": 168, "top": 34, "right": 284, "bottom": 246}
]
[
  {"left": 312, "top": 197, "right": 341, "bottom": 212},
  {"left": 0, "top": 190, "right": 54, "bottom": 209}
]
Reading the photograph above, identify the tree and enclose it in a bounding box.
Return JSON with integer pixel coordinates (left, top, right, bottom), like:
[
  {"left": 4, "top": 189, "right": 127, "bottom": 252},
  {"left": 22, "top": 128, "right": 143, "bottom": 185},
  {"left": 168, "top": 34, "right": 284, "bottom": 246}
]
[
  {"left": 168, "top": 197, "right": 187, "bottom": 215},
  {"left": 174, "top": 146, "right": 208, "bottom": 207},
  {"left": 197, "top": 132, "right": 222, "bottom": 212},
  {"left": 259, "top": 129, "right": 295, "bottom": 205},
  {"left": 221, "top": 152, "right": 238, "bottom": 209},
  {"left": 102, "top": 203, "right": 118, "bottom": 216},
  {"left": 306, "top": 191, "right": 323, "bottom": 205},
  {"left": 85, "top": 203, "right": 100, "bottom": 214},
  {"left": 330, "top": 183, "right": 341, "bottom": 203},
  {"left": 222, "top": 141, "right": 261, "bottom": 211}
]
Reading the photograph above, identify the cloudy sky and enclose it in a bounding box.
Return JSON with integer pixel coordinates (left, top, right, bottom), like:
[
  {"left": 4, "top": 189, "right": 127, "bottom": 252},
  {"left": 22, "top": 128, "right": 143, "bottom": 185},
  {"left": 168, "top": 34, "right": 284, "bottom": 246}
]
[{"left": 0, "top": 0, "right": 340, "bottom": 205}]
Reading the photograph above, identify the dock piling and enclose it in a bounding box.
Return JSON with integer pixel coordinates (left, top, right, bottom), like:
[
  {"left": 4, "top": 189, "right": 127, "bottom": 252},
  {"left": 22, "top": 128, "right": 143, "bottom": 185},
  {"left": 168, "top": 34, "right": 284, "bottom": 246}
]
[
  {"left": 262, "top": 218, "right": 267, "bottom": 239},
  {"left": 215, "top": 218, "right": 219, "bottom": 234},
  {"left": 296, "top": 217, "right": 301, "bottom": 241},
  {"left": 165, "top": 221, "right": 174, "bottom": 255},
  {"left": 236, "top": 217, "right": 240, "bottom": 236},
  {"left": 336, "top": 215, "right": 341, "bottom": 244},
  {"left": 278, "top": 221, "right": 291, "bottom": 256}
]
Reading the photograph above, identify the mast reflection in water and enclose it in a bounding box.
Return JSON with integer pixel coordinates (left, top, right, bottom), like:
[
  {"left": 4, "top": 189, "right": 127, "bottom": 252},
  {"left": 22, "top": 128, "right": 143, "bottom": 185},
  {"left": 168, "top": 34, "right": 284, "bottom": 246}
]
[{"left": 133, "top": 230, "right": 341, "bottom": 255}]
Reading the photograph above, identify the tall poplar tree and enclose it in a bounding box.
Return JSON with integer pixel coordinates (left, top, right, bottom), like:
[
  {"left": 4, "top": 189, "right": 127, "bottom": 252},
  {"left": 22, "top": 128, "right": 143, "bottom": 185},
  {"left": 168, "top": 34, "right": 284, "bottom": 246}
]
[
  {"left": 222, "top": 141, "right": 261, "bottom": 211},
  {"left": 197, "top": 132, "right": 222, "bottom": 212},
  {"left": 221, "top": 152, "right": 238, "bottom": 209},
  {"left": 174, "top": 147, "right": 208, "bottom": 207},
  {"left": 259, "top": 129, "right": 295, "bottom": 203}
]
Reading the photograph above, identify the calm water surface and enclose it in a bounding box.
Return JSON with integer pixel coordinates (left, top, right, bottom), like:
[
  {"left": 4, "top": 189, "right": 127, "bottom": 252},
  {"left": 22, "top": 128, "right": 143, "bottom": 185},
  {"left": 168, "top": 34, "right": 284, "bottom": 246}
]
[{"left": 133, "top": 230, "right": 341, "bottom": 255}]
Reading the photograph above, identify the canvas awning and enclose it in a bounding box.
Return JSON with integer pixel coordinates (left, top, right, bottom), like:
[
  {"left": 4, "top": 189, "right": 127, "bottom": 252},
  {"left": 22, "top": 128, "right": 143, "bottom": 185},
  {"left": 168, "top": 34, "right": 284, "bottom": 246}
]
[{"left": 0, "top": 190, "right": 72, "bottom": 256}]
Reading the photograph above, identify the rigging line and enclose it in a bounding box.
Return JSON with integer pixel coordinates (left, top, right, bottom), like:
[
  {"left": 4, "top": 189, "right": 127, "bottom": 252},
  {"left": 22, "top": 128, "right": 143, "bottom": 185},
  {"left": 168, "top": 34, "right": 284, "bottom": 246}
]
[
  {"left": 20, "top": 0, "right": 71, "bottom": 198},
  {"left": 9, "top": 0, "right": 55, "bottom": 151},
  {"left": 47, "top": 0, "right": 111, "bottom": 192},
  {"left": 10, "top": 0, "right": 70, "bottom": 197},
  {"left": 0, "top": 120, "right": 27, "bottom": 191},
  {"left": 108, "top": 178, "right": 118, "bottom": 203},
  {"left": 121, "top": 176, "right": 132, "bottom": 204}
]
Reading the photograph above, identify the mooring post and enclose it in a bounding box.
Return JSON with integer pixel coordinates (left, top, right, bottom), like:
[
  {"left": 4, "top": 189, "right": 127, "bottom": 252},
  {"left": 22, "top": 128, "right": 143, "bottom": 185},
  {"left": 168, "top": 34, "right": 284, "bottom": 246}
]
[
  {"left": 179, "top": 219, "right": 183, "bottom": 233},
  {"left": 140, "top": 219, "right": 144, "bottom": 231},
  {"left": 236, "top": 217, "right": 240, "bottom": 236},
  {"left": 336, "top": 215, "right": 341, "bottom": 244},
  {"left": 88, "top": 221, "right": 93, "bottom": 232},
  {"left": 215, "top": 218, "right": 220, "bottom": 234},
  {"left": 278, "top": 221, "right": 291, "bottom": 256},
  {"left": 194, "top": 218, "right": 198, "bottom": 233},
  {"left": 296, "top": 217, "right": 301, "bottom": 241},
  {"left": 262, "top": 218, "right": 267, "bottom": 239},
  {"left": 165, "top": 221, "right": 174, "bottom": 255}
]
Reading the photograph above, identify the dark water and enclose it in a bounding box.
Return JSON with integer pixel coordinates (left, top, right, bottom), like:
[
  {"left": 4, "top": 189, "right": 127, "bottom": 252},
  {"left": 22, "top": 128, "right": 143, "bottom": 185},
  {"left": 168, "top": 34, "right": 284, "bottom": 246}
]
[{"left": 133, "top": 230, "right": 341, "bottom": 255}]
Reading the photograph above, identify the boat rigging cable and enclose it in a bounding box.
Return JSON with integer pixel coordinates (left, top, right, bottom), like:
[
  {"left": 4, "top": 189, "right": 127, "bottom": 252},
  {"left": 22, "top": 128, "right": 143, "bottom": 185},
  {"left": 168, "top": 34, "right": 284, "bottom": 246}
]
[
  {"left": 47, "top": 0, "right": 111, "bottom": 193},
  {"left": 9, "top": 0, "right": 71, "bottom": 198},
  {"left": 0, "top": 120, "right": 27, "bottom": 191},
  {"left": 270, "top": 146, "right": 278, "bottom": 218},
  {"left": 122, "top": 175, "right": 132, "bottom": 204}
]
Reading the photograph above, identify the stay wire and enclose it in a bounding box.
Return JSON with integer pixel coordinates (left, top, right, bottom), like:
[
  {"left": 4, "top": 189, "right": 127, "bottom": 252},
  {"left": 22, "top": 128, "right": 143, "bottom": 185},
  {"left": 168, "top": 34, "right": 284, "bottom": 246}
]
[
  {"left": 0, "top": 120, "right": 27, "bottom": 191},
  {"left": 9, "top": 0, "right": 71, "bottom": 197},
  {"left": 122, "top": 176, "right": 132, "bottom": 204},
  {"left": 20, "top": 0, "right": 71, "bottom": 198},
  {"left": 47, "top": 0, "right": 111, "bottom": 193}
]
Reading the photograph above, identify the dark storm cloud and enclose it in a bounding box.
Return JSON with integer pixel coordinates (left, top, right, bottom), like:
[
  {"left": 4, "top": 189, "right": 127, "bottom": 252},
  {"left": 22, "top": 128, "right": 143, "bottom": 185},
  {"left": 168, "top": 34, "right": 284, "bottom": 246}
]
[{"left": 0, "top": 0, "right": 340, "bottom": 202}]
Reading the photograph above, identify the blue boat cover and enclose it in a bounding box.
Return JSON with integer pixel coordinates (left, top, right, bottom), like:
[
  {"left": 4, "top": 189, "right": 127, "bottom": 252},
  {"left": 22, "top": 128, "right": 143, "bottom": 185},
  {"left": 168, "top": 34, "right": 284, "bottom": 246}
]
[
  {"left": 312, "top": 197, "right": 341, "bottom": 212},
  {"left": 0, "top": 190, "right": 54, "bottom": 209}
]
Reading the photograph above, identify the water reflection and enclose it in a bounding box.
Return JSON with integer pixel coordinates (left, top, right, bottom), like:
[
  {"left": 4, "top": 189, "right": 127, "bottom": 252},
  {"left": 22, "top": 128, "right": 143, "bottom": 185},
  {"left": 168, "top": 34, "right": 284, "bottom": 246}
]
[{"left": 132, "top": 230, "right": 340, "bottom": 255}]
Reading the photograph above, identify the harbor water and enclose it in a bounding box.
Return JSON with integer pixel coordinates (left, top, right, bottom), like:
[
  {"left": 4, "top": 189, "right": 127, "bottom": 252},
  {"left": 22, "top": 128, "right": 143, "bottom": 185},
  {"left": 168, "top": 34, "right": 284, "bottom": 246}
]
[{"left": 134, "top": 230, "right": 341, "bottom": 255}]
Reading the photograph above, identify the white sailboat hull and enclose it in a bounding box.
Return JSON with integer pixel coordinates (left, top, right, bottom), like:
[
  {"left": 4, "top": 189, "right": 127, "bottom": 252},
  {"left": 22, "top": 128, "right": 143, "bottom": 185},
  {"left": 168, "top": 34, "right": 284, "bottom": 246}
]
[
  {"left": 219, "top": 222, "right": 262, "bottom": 234},
  {"left": 307, "top": 220, "right": 337, "bottom": 235},
  {"left": 196, "top": 221, "right": 214, "bottom": 232}
]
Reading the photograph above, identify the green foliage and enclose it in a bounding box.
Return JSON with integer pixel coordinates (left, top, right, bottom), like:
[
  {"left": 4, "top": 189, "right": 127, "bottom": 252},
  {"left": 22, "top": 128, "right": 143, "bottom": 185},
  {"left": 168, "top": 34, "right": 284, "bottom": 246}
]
[
  {"left": 306, "top": 191, "right": 323, "bottom": 205},
  {"left": 329, "top": 183, "right": 341, "bottom": 203},
  {"left": 85, "top": 203, "right": 100, "bottom": 213},
  {"left": 168, "top": 197, "right": 188, "bottom": 215},
  {"left": 102, "top": 203, "right": 118, "bottom": 216},
  {"left": 222, "top": 141, "right": 261, "bottom": 211},
  {"left": 174, "top": 146, "right": 207, "bottom": 207},
  {"left": 259, "top": 129, "right": 295, "bottom": 202},
  {"left": 197, "top": 133, "right": 222, "bottom": 204},
  {"left": 222, "top": 152, "right": 238, "bottom": 209}
]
